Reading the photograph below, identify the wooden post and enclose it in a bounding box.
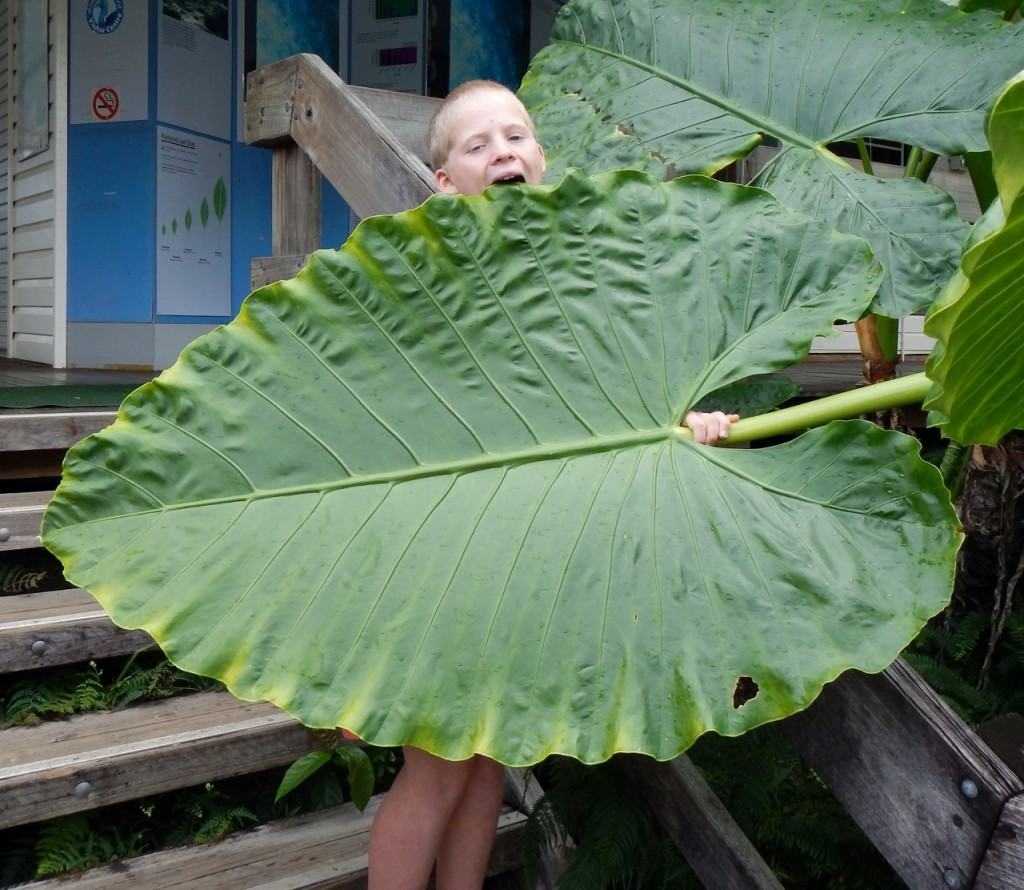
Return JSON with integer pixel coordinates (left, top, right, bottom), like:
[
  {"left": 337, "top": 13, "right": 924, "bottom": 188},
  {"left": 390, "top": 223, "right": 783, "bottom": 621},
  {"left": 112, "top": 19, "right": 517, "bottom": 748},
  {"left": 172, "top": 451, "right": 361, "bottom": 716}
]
[
  {"left": 619, "top": 754, "right": 784, "bottom": 889},
  {"left": 272, "top": 143, "right": 321, "bottom": 257},
  {"left": 973, "top": 793, "right": 1024, "bottom": 888},
  {"left": 781, "top": 659, "right": 1023, "bottom": 889}
]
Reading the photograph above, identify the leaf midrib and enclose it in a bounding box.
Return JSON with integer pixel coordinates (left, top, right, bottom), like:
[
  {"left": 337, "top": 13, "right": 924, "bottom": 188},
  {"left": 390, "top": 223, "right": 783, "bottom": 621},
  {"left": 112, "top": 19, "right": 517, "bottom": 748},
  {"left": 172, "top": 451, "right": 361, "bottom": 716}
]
[{"left": 66, "top": 426, "right": 683, "bottom": 517}]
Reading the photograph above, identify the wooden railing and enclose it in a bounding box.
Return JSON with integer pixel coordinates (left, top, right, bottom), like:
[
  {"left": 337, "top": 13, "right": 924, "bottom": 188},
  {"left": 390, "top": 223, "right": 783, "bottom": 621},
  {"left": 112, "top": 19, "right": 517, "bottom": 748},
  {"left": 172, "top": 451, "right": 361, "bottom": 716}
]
[{"left": 244, "top": 53, "right": 439, "bottom": 289}]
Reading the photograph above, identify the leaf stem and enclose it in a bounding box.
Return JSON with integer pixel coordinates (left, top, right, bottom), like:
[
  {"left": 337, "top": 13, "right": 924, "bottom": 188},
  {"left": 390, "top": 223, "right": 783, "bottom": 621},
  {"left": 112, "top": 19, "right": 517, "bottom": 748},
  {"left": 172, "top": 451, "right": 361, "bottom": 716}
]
[{"left": 713, "top": 373, "right": 932, "bottom": 445}]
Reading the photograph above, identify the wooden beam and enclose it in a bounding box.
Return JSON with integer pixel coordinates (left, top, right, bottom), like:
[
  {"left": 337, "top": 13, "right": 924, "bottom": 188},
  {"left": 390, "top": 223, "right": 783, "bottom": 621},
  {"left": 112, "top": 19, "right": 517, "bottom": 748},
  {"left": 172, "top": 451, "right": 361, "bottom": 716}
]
[
  {"left": 619, "top": 753, "right": 784, "bottom": 889},
  {"left": 0, "top": 410, "right": 115, "bottom": 452},
  {"left": 286, "top": 54, "right": 436, "bottom": 218},
  {"left": 245, "top": 56, "right": 439, "bottom": 164},
  {"left": 348, "top": 84, "right": 439, "bottom": 166},
  {"left": 503, "top": 767, "right": 568, "bottom": 888},
  {"left": 243, "top": 55, "right": 299, "bottom": 145},
  {"left": 781, "top": 659, "right": 1023, "bottom": 889},
  {"left": 973, "top": 792, "right": 1024, "bottom": 889},
  {"left": 248, "top": 53, "right": 440, "bottom": 219},
  {"left": 0, "top": 588, "right": 154, "bottom": 672},
  {"left": 273, "top": 143, "right": 321, "bottom": 257}
]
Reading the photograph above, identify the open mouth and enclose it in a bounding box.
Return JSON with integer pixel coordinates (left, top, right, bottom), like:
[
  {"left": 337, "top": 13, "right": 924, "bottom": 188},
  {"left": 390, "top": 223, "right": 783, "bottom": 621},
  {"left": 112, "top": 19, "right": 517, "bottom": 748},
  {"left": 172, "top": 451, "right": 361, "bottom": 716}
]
[{"left": 492, "top": 174, "right": 526, "bottom": 185}]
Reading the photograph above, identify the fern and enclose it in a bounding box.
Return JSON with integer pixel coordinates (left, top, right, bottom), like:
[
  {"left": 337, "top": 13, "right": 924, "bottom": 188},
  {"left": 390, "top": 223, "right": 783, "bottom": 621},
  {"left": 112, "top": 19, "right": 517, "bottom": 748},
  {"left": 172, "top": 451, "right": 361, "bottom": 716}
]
[
  {"left": 161, "top": 783, "right": 258, "bottom": 846},
  {"left": 1, "top": 670, "right": 84, "bottom": 726},
  {"left": 191, "top": 806, "right": 258, "bottom": 843},
  {"left": 0, "top": 654, "right": 222, "bottom": 728},
  {"left": 105, "top": 652, "right": 220, "bottom": 709},
  {"left": 909, "top": 604, "right": 1024, "bottom": 726},
  {"left": 0, "top": 549, "right": 63, "bottom": 594},
  {"left": 32, "top": 814, "right": 142, "bottom": 877},
  {"left": 0, "top": 564, "right": 48, "bottom": 593}
]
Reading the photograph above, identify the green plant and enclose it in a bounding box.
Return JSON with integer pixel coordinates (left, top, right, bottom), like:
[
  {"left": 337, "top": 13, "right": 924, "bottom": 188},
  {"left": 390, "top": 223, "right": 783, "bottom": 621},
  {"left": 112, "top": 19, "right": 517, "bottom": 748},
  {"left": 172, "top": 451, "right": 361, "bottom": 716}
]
[
  {"left": 0, "top": 661, "right": 104, "bottom": 726},
  {"left": 0, "top": 780, "right": 261, "bottom": 885},
  {"left": 40, "top": 4, "right": 1024, "bottom": 770},
  {"left": 275, "top": 739, "right": 375, "bottom": 811},
  {"left": 32, "top": 813, "right": 147, "bottom": 877},
  {"left": 158, "top": 782, "right": 258, "bottom": 846},
  {"left": 38, "top": 0, "right": 1024, "bottom": 801},
  {"left": 40, "top": 169, "right": 963, "bottom": 765}
]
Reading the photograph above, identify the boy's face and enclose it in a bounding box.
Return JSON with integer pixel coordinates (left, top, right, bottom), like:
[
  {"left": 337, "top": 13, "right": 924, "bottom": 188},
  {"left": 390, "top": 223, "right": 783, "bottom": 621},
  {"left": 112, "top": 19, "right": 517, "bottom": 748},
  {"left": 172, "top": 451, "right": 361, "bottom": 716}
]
[{"left": 435, "top": 91, "right": 546, "bottom": 197}]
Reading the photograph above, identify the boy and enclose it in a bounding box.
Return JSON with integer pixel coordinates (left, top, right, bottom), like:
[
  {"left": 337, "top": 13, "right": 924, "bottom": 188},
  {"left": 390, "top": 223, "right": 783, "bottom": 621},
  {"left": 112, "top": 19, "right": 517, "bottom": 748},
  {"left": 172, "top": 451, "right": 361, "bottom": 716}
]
[{"left": 366, "top": 80, "right": 736, "bottom": 890}]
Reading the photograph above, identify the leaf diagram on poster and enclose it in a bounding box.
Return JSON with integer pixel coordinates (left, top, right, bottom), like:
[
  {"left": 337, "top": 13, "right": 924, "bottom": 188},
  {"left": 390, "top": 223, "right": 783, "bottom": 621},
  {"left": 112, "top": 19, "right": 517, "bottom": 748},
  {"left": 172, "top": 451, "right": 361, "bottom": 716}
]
[{"left": 157, "top": 127, "right": 231, "bottom": 316}]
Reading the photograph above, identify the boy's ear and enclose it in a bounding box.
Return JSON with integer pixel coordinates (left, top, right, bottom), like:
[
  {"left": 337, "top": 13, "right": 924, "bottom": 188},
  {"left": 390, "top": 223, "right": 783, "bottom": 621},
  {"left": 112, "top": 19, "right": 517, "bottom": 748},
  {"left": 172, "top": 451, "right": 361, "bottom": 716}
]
[{"left": 435, "top": 167, "right": 459, "bottom": 194}]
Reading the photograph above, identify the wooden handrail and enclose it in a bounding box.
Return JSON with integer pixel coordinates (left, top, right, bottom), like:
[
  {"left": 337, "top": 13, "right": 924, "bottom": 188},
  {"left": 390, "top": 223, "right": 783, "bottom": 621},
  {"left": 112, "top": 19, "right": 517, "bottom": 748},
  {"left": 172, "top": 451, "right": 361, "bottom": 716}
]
[{"left": 244, "top": 54, "right": 441, "bottom": 288}]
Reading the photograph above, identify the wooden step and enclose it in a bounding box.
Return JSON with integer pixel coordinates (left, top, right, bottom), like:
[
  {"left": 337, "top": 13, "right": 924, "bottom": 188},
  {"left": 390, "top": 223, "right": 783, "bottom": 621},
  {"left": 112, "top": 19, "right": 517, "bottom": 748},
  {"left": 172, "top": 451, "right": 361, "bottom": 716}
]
[
  {"left": 0, "top": 587, "right": 153, "bottom": 672},
  {"left": 0, "top": 410, "right": 116, "bottom": 480},
  {"left": 15, "top": 795, "right": 529, "bottom": 889},
  {"left": 0, "top": 690, "right": 320, "bottom": 830},
  {"left": 0, "top": 410, "right": 116, "bottom": 453},
  {"left": 0, "top": 489, "right": 51, "bottom": 550}
]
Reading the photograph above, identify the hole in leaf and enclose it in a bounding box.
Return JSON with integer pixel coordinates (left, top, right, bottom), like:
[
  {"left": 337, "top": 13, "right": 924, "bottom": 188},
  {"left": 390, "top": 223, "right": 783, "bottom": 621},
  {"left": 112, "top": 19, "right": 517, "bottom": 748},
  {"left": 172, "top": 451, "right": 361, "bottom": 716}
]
[{"left": 732, "top": 676, "right": 759, "bottom": 709}]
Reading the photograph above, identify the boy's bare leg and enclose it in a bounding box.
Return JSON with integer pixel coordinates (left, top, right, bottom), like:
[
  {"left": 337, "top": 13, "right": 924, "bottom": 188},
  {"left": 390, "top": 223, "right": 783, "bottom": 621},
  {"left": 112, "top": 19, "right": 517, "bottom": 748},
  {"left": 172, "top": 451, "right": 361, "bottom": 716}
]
[
  {"left": 367, "top": 747, "right": 501, "bottom": 890},
  {"left": 434, "top": 754, "right": 504, "bottom": 890}
]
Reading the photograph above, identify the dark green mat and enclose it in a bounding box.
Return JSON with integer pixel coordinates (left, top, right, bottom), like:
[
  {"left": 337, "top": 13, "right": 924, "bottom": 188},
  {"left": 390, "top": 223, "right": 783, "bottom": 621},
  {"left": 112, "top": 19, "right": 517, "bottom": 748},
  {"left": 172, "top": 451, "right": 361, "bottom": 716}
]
[{"left": 0, "top": 384, "right": 141, "bottom": 409}]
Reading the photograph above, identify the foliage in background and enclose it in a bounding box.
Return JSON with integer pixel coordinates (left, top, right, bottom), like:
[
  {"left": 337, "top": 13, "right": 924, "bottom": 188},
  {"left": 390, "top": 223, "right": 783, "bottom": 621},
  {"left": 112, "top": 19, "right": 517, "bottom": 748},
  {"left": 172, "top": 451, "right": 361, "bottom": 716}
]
[{"left": 0, "top": 652, "right": 221, "bottom": 728}]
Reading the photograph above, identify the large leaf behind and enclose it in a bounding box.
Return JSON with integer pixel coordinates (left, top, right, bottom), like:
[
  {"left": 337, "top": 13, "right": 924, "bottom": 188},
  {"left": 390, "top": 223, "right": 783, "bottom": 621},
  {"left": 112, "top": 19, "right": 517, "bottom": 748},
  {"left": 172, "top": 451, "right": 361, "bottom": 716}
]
[
  {"left": 43, "top": 172, "right": 960, "bottom": 765},
  {"left": 521, "top": 0, "right": 1023, "bottom": 316},
  {"left": 924, "top": 71, "right": 1024, "bottom": 444}
]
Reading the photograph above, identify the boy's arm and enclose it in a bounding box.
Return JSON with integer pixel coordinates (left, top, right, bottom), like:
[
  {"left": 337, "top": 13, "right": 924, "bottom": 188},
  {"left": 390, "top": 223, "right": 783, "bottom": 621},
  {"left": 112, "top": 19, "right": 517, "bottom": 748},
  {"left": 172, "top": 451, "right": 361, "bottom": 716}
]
[{"left": 684, "top": 411, "right": 740, "bottom": 446}]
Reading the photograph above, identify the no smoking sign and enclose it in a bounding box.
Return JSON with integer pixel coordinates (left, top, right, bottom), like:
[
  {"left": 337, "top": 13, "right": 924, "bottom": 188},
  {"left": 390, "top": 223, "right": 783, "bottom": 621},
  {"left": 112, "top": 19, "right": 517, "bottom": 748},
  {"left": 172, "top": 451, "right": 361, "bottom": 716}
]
[{"left": 92, "top": 87, "right": 120, "bottom": 121}]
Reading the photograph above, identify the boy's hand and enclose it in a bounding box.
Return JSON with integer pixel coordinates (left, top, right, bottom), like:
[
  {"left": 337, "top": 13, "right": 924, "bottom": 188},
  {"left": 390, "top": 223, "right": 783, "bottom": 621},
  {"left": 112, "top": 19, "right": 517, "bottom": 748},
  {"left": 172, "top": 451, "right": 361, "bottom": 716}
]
[{"left": 684, "top": 410, "right": 740, "bottom": 446}]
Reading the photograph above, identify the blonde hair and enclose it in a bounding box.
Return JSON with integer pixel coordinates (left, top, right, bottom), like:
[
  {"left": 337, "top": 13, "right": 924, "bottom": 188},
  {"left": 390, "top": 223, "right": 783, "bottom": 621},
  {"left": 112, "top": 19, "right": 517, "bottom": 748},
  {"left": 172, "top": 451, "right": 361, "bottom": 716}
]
[{"left": 426, "top": 80, "right": 537, "bottom": 169}]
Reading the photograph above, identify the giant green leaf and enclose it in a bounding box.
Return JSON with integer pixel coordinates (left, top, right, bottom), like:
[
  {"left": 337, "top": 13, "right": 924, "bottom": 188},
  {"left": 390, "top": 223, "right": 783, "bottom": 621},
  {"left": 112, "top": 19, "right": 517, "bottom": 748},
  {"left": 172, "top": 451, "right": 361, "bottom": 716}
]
[
  {"left": 924, "top": 71, "right": 1024, "bottom": 444},
  {"left": 42, "top": 171, "right": 960, "bottom": 765},
  {"left": 520, "top": 0, "right": 1023, "bottom": 316}
]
